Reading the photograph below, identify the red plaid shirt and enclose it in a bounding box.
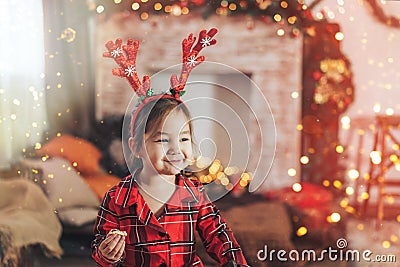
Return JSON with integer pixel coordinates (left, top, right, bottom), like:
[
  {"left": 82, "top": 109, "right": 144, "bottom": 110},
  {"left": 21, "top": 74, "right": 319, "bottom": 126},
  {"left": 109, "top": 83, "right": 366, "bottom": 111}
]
[{"left": 92, "top": 173, "right": 248, "bottom": 267}]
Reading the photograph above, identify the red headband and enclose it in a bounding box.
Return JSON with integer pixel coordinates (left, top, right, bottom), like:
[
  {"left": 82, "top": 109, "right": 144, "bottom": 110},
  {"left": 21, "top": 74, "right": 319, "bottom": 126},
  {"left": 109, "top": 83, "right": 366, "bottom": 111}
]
[{"left": 103, "top": 28, "right": 218, "bottom": 137}]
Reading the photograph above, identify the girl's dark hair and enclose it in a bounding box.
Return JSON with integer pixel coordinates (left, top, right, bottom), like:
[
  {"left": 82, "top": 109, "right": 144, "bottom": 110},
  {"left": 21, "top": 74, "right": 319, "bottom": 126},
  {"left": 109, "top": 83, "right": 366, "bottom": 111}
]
[{"left": 129, "top": 97, "right": 196, "bottom": 170}]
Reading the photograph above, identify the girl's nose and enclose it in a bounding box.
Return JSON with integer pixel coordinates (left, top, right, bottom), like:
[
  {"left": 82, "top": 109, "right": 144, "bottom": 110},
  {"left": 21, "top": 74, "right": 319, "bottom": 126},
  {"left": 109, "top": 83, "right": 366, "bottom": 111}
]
[{"left": 166, "top": 139, "right": 180, "bottom": 154}]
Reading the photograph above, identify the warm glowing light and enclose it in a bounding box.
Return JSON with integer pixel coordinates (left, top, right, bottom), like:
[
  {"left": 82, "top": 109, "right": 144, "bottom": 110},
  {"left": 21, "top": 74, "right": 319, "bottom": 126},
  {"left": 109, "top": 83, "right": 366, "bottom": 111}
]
[
  {"left": 280, "top": 1, "right": 288, "bottom": 8},
  {"left": 288, "top": 168, "right": 297, "bottom": 177},
  {"left": 329, "top": 212, "right": 341, "bottom": 223},
  {"left": 384, "top": 84, "right": 392, "bottom": 90},
  {"left": 357, "top": 223, "right": 364, "bottom": 230},
  {"left": 239, "top": 179, "right": 248, "bottom": 187},
  {"left": 221, "top": 0, "right": 228, "bottom": 7},
  {"left": 296, "top": 226, "right": 307, "bottom": 236},
  {"left": 274, "top": 14, "right": 282, "bottom": 22},
  {"left": 291, "top": 91, "right": 299, "bottom": 99},
  {"left": 397, "top": 215, "right": 400, "bottom": 222},
  {"left": 336, "top": 145, "right": 344, "bottom": 153},
  {"left": 216, "top": 172, "right": 225, "bottom": 179},
  {"left": 341, "top": 116, "right": 350, "bottom": 125},
  {"left": 322, "top": 180, "right": 330, "bottom": 187},
  {"left": 96, "top": 5, "right": 105, "bottom": 13},
  {"left": 296, "top": 124, "right": 303, "bottom": 131},
  {"left": 241, "top": 172, "right": 251, "bottom": 181},
  {"left": 34, "top": 143, "right": 42, "bottom": 150},
  {"left": 340, "top": 198, "right": 348, "bottom": 208},
  {"left": 345, "top": 206, "right": 356, "bottom": 214},
  {"left": 58, "top": 198, "right": 63, "bottom": 203},
  {"left": 132, "top": 3, "right": 140, "bottom": 10},
  {"left": 370, "top": 151, "right": 382, "bottom": 165},
  {"left": 292, "top": 183, "right": 302, "bottom": 192},
  {"left": 390, "top": 235, "right": 398, "bottom": 242},
  {"left": 361, "top": 192, "right": 369, "bottom": 200},
  {"left": 165, "top": 5, "right": 172, "bottom": 12},
  {"left": 348, "top": 169, "right": 359, "bottom": 180},
  {"left": 345, "top": 187, "right": 354, "bottom": 195},
  {"left": 395, "top": 163, "right": 400, "bottom": 172},
  {"left": 220, "top": 177, "right": 229, "bottom": 186},
  {"left": 182, "top": 7, "right": 189, "bottom": 14},
  {"left": 140, "top": 12, "right": 149, "bottom": 20},
  {"left": 114, "top": 0, "right": 122, "bottom": 3},
  {"left": 335, "top": 31, "right": 344, "bottom": 41},
  {"left": 171, "top": 5, "right": 182, "bottom": 16},
  {"left": 229, "top": 3, "right": 237, "bottom": 10},
  {"left": 224, "top": 167, "right": 234, "bottom": 176},
  {"left": 333, "top": 180, "right": 342, "bottom": 189},
  {"left": 258, "top": 0, "right": 269, "bottom": 10},
  {"left": 300, "top": 156, "right": 309, "bottom": 164},
  {"left": 386, "top": 108, "right": 394, "bottom": 116},
  {"left": 154, "top": 3, "right": 162, "bottom": 10},
  {"left": 316, "top": 12, "right": 324, "bottom": 20},
  {"left": 373, "top": 103, "right": 381, "bottom": 113},
  {"left": 277, "top": 29, "right": 285, "bottom": 36},
  {"left": 390, "top": 154, "right": 398, "bottom": 162},
  {"left": 382, "top": 241, "right": 391, "bottom": 249},
  {"left": 287, "top": 16, "right": 297, "bottom": 24},
  {"left": 209, "top": 161, "right": 221, "bottom": 174}
]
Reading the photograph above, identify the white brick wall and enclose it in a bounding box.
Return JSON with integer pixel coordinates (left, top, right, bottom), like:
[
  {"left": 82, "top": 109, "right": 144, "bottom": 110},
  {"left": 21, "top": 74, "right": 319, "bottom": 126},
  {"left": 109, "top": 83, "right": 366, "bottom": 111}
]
[{"left": 95, "top": 14, "right": 302, "bottom": 191}]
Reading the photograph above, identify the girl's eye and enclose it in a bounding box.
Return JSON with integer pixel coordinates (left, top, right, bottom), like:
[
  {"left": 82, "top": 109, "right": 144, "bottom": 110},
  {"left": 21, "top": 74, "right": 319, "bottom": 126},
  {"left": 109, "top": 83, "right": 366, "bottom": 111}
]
[
  {"left": 155, "top": 139, "right": 168, "bottom": 143},
  {"left": 180, "top": 137, "right": 190, "bottom": 142}
]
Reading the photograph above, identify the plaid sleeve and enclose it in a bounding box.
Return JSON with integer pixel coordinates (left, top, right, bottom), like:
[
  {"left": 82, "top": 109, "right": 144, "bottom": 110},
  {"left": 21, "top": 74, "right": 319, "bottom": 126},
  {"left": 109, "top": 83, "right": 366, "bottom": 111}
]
[
  {"left": 91, "top": 188, "right": 122, "bottom": 267},
  {"left": 195, "top": 187, "right": 249, "bottom": 267}
]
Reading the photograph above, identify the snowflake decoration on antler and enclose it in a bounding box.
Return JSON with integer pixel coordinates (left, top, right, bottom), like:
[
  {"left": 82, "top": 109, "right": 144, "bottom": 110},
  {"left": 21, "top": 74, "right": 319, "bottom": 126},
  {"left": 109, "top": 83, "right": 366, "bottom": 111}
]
[
  {"left": 170, "top": 28, "right": 218, "bottom": 98},
  {"left": 111, "top": 47, "right": 123, "bottom": 58},
  {"left": 103, "top": 38, "right": 150, "bottom": 97},
  {"left": 200, "top": 36, "right": 212, "bottom": 48},
  {"left": 186, "top": 55, "right": 197, "bottom": 67},
  {"left": 124, "top": 65, "right": 136, "bottom": 77}
]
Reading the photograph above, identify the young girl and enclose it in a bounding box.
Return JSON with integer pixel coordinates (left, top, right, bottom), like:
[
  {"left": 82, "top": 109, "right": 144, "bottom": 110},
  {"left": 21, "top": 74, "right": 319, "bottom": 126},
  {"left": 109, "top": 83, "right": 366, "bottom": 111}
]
[{"left": 92, "top": 28, "right": 248, "bottom": 267}]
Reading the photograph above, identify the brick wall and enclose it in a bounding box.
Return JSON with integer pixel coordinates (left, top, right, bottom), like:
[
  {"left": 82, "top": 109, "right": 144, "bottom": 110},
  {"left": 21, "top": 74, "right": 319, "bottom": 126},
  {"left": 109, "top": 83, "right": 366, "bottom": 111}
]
[{"left": 95, "top": 14, "right": 302, "bottom": 191}]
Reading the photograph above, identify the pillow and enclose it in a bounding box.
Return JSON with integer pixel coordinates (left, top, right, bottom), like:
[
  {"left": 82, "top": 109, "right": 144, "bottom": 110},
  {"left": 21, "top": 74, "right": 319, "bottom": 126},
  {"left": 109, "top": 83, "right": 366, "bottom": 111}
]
[
  {"left": 83, "top": 174, "right": 121, "bottom": 200},
  {"left": 37, "top": 134, "right": 101, "bottom": 175},
  {"left": 20, "top": 157, "right": 100, "bottom": 211},
  {"left": 58, "top": 206, "right": 99, "bottom": 227}
]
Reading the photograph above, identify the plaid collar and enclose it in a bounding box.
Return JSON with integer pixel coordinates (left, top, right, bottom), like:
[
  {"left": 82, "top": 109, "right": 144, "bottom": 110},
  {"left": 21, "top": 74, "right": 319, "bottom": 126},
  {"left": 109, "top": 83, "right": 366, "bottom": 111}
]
[{"left": 114, "top": 172, "right": 200, "bottom": 209}]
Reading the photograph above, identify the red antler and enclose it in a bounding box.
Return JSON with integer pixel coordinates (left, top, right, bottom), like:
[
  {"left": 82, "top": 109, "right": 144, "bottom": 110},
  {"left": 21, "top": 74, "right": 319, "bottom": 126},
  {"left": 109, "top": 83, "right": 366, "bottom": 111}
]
[
  {"left": 170, "top": 28, "right": 218, "bottom": 98},
  {"left": 103, "top": 38, "right": 150, "bottom": 97}
]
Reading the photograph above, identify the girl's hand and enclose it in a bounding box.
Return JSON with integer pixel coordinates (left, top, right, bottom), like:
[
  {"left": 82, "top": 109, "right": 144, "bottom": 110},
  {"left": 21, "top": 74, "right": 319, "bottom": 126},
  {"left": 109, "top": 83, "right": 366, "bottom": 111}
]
[{"left": 98, "top": 232, "right": 126, "bottom": 262}]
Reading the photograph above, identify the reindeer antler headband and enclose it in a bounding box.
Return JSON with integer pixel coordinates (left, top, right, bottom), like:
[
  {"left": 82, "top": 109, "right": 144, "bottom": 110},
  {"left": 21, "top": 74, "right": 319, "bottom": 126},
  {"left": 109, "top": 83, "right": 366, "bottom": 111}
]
[{"left": 103, "top": 28, "right": 218, "bottom": 136}]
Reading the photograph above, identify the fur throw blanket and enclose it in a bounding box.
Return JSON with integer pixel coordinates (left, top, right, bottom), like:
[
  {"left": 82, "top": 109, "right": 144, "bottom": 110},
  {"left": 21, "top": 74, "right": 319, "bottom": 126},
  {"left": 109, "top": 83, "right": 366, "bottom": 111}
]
[{"left": 0, "top": 178, "right": 63, "bottom": 265}]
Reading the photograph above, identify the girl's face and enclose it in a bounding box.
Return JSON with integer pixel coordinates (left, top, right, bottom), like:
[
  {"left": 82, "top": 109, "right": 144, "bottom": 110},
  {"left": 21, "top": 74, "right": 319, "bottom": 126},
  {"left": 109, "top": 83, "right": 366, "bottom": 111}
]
[{"left": 139, "top": 109, "right": 193, "bottom": 177}]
